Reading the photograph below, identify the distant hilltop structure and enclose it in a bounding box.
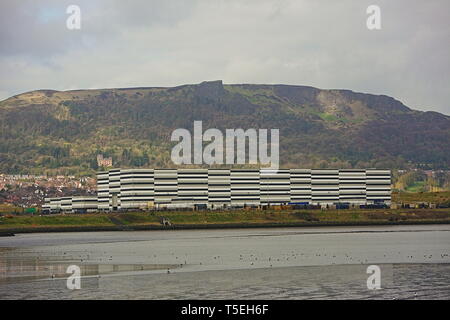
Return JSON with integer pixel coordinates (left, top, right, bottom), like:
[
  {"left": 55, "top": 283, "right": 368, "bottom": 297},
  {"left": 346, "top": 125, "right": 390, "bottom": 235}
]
[{"left": 97, "top": 154, "right": 113, "bottom": 168}]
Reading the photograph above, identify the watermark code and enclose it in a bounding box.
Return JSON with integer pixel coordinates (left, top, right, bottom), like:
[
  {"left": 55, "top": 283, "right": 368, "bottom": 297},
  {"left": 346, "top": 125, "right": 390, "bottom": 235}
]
[
  {"left": 366, "top": 5, "right": 381, "bottom": 30},
  {"left": 366, "top": 265, "right": 382, "bottom": 290},
  {"left": 171, "top": 121, "right": 279, "bottom": 171},
  {"left": 66, "top": 264, "right": 81, "bottom": 290},
  {"left": 66, "top": 5, "right": 81, "bottom": 30}
]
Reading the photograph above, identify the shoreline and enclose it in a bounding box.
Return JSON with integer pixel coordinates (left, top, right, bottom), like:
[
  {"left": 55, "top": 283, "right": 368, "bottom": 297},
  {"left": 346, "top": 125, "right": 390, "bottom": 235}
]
[{"left": 1, "top": 219, "right": 450, "bottom": 236}]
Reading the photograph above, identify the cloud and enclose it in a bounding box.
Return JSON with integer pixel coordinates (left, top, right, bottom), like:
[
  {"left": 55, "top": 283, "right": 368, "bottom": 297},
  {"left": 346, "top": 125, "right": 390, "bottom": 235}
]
[{"left": 0, "top": 0, "right": 449, "bottom": 115}]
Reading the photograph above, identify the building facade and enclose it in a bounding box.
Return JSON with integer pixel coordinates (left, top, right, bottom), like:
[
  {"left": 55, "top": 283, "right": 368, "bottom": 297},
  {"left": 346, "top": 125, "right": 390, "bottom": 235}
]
[
  {"left": 96, "top": 168, "right": 391, "bottom": 211},
  {"left": 44, "top": 168, "right": 391, "bottom": 213},
  {"left": 97, "top": 154, "right": 113, "bottom": 168},
  {"left": 43, "top": 196, "right": 98, "bottom": 213}
]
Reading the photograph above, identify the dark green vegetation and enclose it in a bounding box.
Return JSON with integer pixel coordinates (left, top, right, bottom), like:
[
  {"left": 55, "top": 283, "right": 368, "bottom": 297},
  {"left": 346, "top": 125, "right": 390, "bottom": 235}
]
[
  {"left": 393, "top": 191, "right": 450, "bottom": 205},
  {"left": 1, "top": 81, "right": 449, "bottom": 175},
  {"left": 1, "top": 208, "right": 449, "bottom": 234}
]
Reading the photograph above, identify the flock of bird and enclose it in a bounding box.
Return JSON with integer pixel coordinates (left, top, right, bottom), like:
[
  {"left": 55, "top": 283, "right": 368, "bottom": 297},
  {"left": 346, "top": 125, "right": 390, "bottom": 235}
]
[{"left": 26, "top": 249, "right": 448, "bottom": 278}]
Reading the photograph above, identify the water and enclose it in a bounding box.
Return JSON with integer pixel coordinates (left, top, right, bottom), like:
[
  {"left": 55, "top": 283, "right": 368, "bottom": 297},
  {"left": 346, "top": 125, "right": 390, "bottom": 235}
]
[{"left": 0, "top": 225, "right": 449, "bottom": 299}]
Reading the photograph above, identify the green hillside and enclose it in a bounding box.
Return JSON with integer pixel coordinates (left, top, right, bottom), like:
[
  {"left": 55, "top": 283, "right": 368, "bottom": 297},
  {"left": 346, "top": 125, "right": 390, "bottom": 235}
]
[{"left": 0, "top": 80, "right": 449, "bottom": 175}]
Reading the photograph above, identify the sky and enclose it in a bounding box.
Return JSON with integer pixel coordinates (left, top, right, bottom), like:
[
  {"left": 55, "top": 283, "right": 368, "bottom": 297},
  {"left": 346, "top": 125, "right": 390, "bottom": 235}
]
[{"left": 0, "top": 0, "right": 449, "bottom": 115}]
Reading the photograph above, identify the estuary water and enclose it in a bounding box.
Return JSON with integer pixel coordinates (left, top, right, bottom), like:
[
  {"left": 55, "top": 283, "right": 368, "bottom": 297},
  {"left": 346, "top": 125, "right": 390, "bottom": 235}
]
[{"left": 0, "top": 225, "right": 449, "bottom": 299}]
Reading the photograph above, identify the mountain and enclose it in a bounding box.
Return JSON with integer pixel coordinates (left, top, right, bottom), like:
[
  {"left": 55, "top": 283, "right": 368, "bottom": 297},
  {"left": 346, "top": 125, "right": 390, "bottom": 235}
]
[{"left": 0, "top": 80, "right": 449, "bottom": 175}]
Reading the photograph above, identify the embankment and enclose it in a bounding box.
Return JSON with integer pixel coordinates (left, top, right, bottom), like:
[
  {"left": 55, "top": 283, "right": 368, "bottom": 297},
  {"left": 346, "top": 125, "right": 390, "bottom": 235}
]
[{"left": 0, "top": 208, "right": 449, "bottom": 235}]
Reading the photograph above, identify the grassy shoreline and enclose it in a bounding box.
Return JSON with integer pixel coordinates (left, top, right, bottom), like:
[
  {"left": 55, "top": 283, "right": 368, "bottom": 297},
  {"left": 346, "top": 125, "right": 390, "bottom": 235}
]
[
  {"left": 1, "top": 208, "right": 449, "bottom": 235},
  {"left": 1, "top": 220, "right": 450, "bottom": 235}
]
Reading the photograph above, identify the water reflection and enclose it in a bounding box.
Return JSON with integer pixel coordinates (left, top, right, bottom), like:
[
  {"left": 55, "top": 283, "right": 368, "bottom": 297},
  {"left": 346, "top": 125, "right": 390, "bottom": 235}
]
[
  {"left": 0, "top": 226, "right": 449, "bottom": 299},
  {"left": 0, "top": 257, "right": 179, "bottom": 283}
]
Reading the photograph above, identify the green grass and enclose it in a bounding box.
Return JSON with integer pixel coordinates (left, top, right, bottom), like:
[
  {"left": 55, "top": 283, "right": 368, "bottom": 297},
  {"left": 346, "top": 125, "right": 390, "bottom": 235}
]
[
  {"left": 1, "top": 208, "right": 449, "bottom": 232},
  {"left": 224, "top": 86, "right": 281, "bottom": 106},
  {"left": 318, "top": 113, "right": 340, "bottom": 122},
  {"left": 393, "top": 191, "right": 450, "bottom": 204},
  {"left": 113, "top": 212, "right": 159, "bottom": 225},
  {"left": 405, "top": 181, "right": 426, "bottom": 193},
  {"left": 0, "top": 214, "right": 113, "bottom": 229}
]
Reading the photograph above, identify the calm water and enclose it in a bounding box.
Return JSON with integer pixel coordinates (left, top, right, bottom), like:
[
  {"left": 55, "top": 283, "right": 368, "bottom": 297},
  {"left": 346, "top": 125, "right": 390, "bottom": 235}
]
[{"left": 0, "top": 225, "right": 449, "bottom": 299}]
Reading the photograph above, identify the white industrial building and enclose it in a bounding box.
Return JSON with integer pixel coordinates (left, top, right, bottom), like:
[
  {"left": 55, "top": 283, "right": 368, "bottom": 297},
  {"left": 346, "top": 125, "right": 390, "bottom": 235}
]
[
  {"left": 44, "top": 168, "right": 391, "bottom": 213},
  {"left": 43, "top": 196, "right": 98, "bottom": 213}
]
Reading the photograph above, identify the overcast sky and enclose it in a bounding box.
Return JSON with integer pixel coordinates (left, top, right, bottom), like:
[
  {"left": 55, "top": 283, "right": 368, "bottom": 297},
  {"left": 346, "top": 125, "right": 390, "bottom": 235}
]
[{"left": 0, "top": 0, "right": 449, "bottom": 115}]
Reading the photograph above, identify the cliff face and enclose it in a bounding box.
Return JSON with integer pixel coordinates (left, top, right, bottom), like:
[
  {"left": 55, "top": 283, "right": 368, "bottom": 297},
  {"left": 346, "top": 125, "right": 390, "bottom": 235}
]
[{"left": 0, "top": 81, "right": 449, "bottom": 174}]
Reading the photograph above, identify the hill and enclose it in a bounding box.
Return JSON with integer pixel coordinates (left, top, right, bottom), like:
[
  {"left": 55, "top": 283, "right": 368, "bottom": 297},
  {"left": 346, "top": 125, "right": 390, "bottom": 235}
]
[{"left": 0, "top": 80, "right": 449, "bottom": 175}]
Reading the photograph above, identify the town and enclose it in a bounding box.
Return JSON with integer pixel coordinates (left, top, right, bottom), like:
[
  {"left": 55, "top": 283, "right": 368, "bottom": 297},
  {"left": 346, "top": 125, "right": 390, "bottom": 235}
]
[{"left": 0, "top": 173, "right": 96, "bottom": 211}]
